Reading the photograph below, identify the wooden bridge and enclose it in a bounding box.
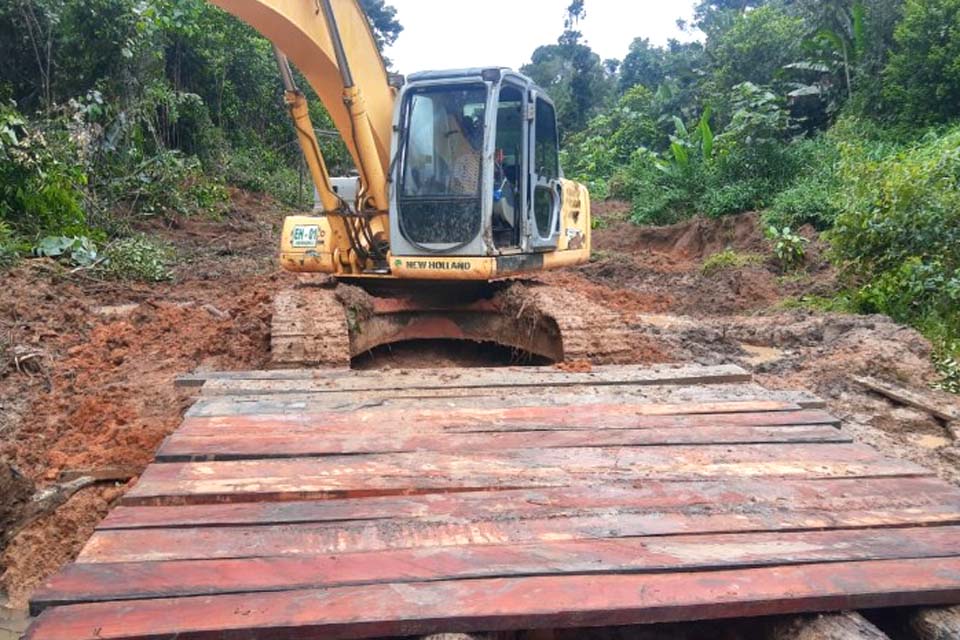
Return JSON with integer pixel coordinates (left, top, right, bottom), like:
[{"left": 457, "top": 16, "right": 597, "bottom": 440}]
[{"left": 24, "top": 364, "right": 960, "bottom": 639}]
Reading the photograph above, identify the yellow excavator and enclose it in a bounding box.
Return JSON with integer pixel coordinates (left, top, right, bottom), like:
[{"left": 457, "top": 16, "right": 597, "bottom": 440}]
[{"left": 212, "top": 0, "right": 627, "bottom": 367}]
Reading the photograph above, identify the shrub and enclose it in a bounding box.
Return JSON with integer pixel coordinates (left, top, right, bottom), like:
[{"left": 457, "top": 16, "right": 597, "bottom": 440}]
[
  {"left": 98, "top": 236, "right": 173, "bottom": 282},
  {"left": 0, "top": 220, "right": 18, "bottom": 269},
  {"left": 832, "top": 126, "right": 960, "bottom": 345},
  {"left": 765, "top": 138, "right": 841, "bottom": 230},
  {"left": 767, "top": 226, "right": 809, "bottom": 270},
  {"left": 33, "top": 235, "right": 99, "bottom": 266},
  {"left": 0, "top": 103, "right": 89, "bottom": 238},
  {"left": 623, "top": 83, "right": 804, "bottom": 225},
  {"left": 225, "top": 147, "right": 308, "bottom": 208}
]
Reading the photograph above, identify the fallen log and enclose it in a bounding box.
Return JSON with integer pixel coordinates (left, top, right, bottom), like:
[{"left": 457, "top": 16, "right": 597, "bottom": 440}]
[
  {"left": 853, "top": 376, "right": 960, "bottom": 427},
  {"left": 766, "top": 612, "right": 890, "bottom": 639},
  {"left": 907, "top": 606, "right": 960, "bottom": 640},
  {"left": 2, "top": 476, "right": 96, "bottom": 545}
]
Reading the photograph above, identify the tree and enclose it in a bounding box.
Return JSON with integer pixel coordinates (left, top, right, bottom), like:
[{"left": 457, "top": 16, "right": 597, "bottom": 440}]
[
  {"left": 708, "top": 5, "right": 805, "bottom": 92},
  {"left": 619, "top": 38, "right": 665, "bottom": 93},
  {"left": 884, "top": 0, "right": 960, "bottom": 124},
  {"left": 693, "top": 0, "right": 767, "bottom": 37},
  {"left": 358, "top": 0, "right": 402, "bottom": 64},
  {"left": 521, "top": 1, "right": 613, "bottom": 135}
]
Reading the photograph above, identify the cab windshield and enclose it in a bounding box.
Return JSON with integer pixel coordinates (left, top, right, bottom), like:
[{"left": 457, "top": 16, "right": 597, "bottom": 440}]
[{"left": 398, "top": 85, "right": 487, "bottom": 246}]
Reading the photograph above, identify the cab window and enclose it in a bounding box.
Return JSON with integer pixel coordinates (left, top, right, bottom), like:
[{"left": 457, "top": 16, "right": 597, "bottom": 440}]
[{"left": 535, "top": 98, "right": 559, "bottom": 180}]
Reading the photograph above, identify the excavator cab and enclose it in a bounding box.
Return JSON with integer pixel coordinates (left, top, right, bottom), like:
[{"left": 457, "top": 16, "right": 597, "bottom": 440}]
[
  {"left": 390, "top": 68, "right": 562, "bottom": 260},
  {"left": 212, "top": 0, "right": 590, "bottom": 282}
]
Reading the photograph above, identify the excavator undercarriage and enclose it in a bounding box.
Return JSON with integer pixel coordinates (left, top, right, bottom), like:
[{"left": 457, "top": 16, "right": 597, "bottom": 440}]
[{"left": 271, "top": 279, "right": 637, "bottom": 368}]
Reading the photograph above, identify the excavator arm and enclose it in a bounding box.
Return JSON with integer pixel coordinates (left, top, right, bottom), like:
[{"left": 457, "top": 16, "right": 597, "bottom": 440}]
[{"left": 210, "top": 0, "right": 396, "bottom": 271}]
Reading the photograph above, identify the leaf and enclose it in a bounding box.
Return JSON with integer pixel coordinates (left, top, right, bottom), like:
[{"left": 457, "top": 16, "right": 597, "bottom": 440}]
[
  {"left": 670, "top": 141, "right": 689, "bottom": 170},
  {"left": 672, "top": 116, "right": 688, "bottom": 140},
  {"left": 699, "top": 108, "right": 714, "bottom": 160},
  {"left": 814, "top": 28, "right": 845, "bottom": 54},
  {"left": 33, "top": 236, "right": 75, "bottom": 258},
  {"left": 784, "top": 61, "right": 831, "bottom": 73},
  {"left": 852, "top": 1, "right": 867, "bottom": 60}
]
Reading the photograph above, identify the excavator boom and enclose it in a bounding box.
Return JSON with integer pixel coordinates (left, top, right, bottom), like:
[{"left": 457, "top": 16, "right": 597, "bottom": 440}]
[{"left": 211, "top": 0, "right": 394, "bottom": 211}]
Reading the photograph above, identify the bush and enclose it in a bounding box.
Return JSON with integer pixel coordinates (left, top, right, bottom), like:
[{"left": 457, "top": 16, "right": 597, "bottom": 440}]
[
  {"left": 832, "top": 126, "right": 960, "bottom": 345},
  {"left": 225, "top": 147, "right": 309, "bottom": 208},
  {"left": 621, "top": 83, "right": 805, "bottom": 224},
  {"left": 98, "top": 236, "right": 173, "bottom": 282},
  {"left": 766, "top": 226, "right": 809, "bottom": 271},
  {"left": 0, "top": 103, "right": 89, "bottom": 238},
  {"left": 765, "top": 138, "right": 841, "bottom": 230},
  {"left": 0, "top": 220, "right": 18, "bottom": 269},
  {"left": 33, "top": 235, "right": 99, "bottom": 266}
]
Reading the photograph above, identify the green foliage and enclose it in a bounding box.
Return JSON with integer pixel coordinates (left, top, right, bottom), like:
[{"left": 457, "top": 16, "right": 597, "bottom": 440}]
[
  {"left": 884, "top": 0, "right": 960, "bottom": 125},
  {"left": 701, "top": 249, "right": 763, "bottom": 276},
  {"left": 99, "top": 235, "right": 173, "bottom": 281},
  {"left": 33, "top": 235, "right": 99, "bottom": 266},
  {"left": 619, "top": 38, "right": 665, "bottom": 92},
  {"left": 832, "top": 126, "right": 960, "bottom": 345},
  {"left": 563, "top": 85, "right": 659, "bottom": 193},
  {"left": 0, "top": 103, "right": 89, "bottom": 238},
  {"left": 766, "top": 137, "right": 841, "bottom": 230},
  {"left": 0, "top": 220, "right": 18, "bottom": 269},
  {"left": 521, "top": 3, "right": 615, "bottom": 136},
  {"left": 617, "top": 83, "right": 801, "bottom": 224},
  {"left": 226, "top": 147, "right": 308, "bottom": 208},
  {"left": 766, "top": 226, "right": 809, "bottom": 270},
  {"left": 709, "top": 5, "right": 805, "bottom": 92},
  {"left": 934, "top": 342, "right": 960, "bottom": 394}
]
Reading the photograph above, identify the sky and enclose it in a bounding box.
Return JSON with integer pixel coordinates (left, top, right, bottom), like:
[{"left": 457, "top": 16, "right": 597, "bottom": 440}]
[{"left": 384, "top": 0, "right": 702, "bottom": 75}]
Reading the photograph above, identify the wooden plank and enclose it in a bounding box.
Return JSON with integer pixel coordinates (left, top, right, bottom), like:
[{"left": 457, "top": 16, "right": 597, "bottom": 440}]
[
  {"left": 186, "top": 364, "right": 749, "bottom": 391},
  {"left": 77, "top": 501, "right": 960, "bottom": 563},
  {"left": 175, "top": 369, "right": 326, "bottom": 388},
  {"left": 122, "top": 443, "right": 926, "bottom": 506},
  {"left": 177, "top": 364, "right": 733, "bottom": 387},
  {"left": 157, "top": 425, "right": 850, "bottom": 461},
  {"left": 32, "top": 526, "right": 960, "bottom": 612},
  {"left": 184, "top": 388, "right": 821, "bottom": 417},
  {"left": 25, "top": 557, "right": 960, "bottom": 640},
  {"left": 174, "top": 408, "right": 840, "bottom": 437},
  {"left": 98, "top": 476, "right": 960, "bottom": 531},
  {"left": 854, "top": 376, "right": 960, "bottom": 423},
  {"left": 196, "top": 365, "right": 752, "bottom": 396}
]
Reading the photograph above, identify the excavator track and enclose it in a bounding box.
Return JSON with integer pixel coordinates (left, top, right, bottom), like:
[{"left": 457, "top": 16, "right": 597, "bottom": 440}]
[
  {"left": 269, "top": 280, "right": 644, "bottom": 368},
  {"left": 271, "top": 286, "right": 352, "bottom": 368}
]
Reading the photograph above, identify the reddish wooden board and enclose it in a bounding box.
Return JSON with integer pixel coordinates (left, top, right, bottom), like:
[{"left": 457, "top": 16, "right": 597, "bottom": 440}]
[
  {"left": 33, "top": 526, "right": 960, "bottom": 611},
  {"left": 25, "top": 364, "right": 960, "bottom": 639},
  {"left": 26, "top": 559, "right": 960, "bottom": 640}
]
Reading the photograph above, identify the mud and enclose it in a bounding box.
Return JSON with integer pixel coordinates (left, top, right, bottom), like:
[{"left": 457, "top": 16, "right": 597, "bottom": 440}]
[
  {"left": 1, "top": 192, "right": 957, "bottom": 619},
  {"left": 0, "top": 190, "right": 287, "bottom": 606}
]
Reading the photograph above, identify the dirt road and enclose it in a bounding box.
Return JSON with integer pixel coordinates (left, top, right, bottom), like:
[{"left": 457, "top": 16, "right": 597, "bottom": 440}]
[{"left": 1, "top": 192, "right": 957, "bottom": 631}]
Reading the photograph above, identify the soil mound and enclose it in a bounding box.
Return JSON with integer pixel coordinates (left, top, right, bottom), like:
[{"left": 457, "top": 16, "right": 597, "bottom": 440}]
[{"left": 593, "top": 211, "right": 768, "bottom": 260}]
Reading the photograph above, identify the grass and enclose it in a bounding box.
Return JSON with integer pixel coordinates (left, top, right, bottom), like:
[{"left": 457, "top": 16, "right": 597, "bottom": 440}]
[{"left": 700, "top": 249, "right": 764, "bottom": 276}]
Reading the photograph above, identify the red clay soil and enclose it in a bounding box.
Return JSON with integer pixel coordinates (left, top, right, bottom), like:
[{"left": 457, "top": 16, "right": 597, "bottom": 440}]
[
  {"left": 538, "top": 208, "right": 835, "bottom": 318},
  {"left": 0, "top": 190, "right": 290, "bottom": 606}
]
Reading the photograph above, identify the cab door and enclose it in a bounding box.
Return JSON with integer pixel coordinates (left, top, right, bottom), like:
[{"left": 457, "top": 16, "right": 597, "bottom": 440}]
[{"left": 526, "top": 94, "right": 561, "bottom": 251}]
